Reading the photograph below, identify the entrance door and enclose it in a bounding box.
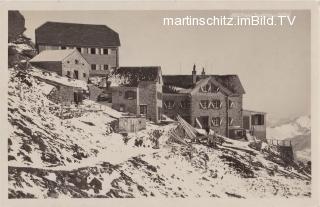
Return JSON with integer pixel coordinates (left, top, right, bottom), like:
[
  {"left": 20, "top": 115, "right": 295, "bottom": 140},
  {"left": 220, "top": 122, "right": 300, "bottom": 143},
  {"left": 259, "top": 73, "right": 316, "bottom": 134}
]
[
  {"left": 74, "top": 70, "right": 79, "bottom": 79},
  {"left": 199, "top": 116, "right": 209, "bottom": 129}
]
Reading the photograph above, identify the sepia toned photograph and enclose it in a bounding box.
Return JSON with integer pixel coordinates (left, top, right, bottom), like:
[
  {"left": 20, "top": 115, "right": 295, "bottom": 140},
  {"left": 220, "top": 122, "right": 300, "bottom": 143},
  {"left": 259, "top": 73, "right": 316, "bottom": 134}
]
[{"left": 7, "top": 8, "right": 312, "bottom": 200}]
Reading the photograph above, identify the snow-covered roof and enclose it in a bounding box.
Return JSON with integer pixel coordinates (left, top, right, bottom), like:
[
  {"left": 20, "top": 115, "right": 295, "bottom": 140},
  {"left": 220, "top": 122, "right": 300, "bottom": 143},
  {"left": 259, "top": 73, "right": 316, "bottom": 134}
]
[
  {"left": 30, "top": 49, "right": 76, "bottom": 62},
  {"left": 30, "top": 67, "right": 88, "bottom": 90}
]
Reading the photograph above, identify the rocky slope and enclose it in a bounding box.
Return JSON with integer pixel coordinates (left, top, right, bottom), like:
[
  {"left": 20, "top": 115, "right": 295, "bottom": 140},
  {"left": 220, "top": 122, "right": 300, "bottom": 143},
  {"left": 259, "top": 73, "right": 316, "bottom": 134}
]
[{"left": 8, "top": 68, "right": 311, "bottom": 198}]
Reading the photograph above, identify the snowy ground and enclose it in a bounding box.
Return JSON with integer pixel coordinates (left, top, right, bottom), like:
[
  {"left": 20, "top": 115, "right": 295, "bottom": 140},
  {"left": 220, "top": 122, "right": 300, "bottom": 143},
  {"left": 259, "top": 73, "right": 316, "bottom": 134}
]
[{"left": 8, "top": 68, "right": 311, "bottom": 199}]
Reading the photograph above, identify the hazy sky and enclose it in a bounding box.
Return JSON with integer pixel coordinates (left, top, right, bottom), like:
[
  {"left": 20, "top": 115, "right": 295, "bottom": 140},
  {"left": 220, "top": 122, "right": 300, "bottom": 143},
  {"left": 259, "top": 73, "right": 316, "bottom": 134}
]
[{"left": 21, "top": 10, "right": 311, "bottom": 121}]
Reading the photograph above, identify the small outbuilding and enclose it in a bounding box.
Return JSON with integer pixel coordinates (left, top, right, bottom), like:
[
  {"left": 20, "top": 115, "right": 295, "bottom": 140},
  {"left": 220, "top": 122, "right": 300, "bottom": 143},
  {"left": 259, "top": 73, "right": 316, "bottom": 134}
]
[{"left": 30, "top": 49, "right": 90, "bottom": 82}]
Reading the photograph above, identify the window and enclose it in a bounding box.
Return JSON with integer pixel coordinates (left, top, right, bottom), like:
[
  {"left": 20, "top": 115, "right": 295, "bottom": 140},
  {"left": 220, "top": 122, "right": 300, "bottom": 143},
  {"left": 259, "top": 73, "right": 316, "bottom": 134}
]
[
  {"left": 200, "top": 100, "right": 209, "bottom": 109},
  {"left": 200, "top": 84, "right": 211, "bottom": 93},
  {"left": 164, "top": 100, "right": 175, "bottom": 109},
  {"left": 67, "top": 71, "right": 71, "bottom": 77},
  {"left": 211, "top": 84, "right": 220, "bottom": 93},
  {"left": 235, "top": 130, "right": 243, "bottom": 137},
  {"left": 119, "top": 104, "right": 125, "bottom": 112},
  {"left": 90, "top": 48, "right": 96, "bottom": 54},
  {"left": 228, "top": 100, "right": 234, "bottom": 108},
  {"left": 140, "top": 105, "right": 147, "bottom": 115},
  {"left": 124, "top": 90, "right": 137, "bottom": 100},
  {"left": 252, "top": 114, "right": 264, "bottom": 125},
  {"left": 103, "top": 65, "right": 109, "bottom": 70},
  {"left": 91, "top": 65, "right": 96, "bottom": 70},
  {"left": 211, "top": 117, "right": 221, "bottom": 127},
  {"left": 180, "top": 99, "right": 190, "bottom": 109},
  {"left": 61, "top": 46, "right": 66, "bottom": 49},
  {"left": 75, "top": 59, "right": 79, "bottom": 64},
  {"left": 103, "top": 48, "right": 108, "bottom": 55},
  {"left": 210, "top": 99, "right": 221, "bottom": 109},
  {"left": 83, "top": 73, "right": 86, "bottom": 78},
  {"left": 228, "top": 117, "right": 234, "bottom": 126}
]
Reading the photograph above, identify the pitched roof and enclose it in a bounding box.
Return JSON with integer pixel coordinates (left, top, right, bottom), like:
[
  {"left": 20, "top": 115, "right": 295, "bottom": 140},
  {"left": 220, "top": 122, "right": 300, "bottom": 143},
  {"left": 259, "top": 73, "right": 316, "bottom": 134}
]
[
  {"left": 35, "top": 22, "right": 120, "bottom": 47},
  {"left": 112, "top": 66, "right": 161, "bottom": 87},
  {"left": 163, "top": 74, "right": 245, "bottom": 95},
  {"left": 30, "top": 49, "right": 76, "bottom": 62}
]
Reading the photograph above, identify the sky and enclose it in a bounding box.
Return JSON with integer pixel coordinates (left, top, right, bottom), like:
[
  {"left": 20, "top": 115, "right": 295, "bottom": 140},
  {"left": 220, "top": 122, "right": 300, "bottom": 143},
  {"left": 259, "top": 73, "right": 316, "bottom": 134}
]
[{"left": 21, "top": 10, "right": 311, "bottom": 122}]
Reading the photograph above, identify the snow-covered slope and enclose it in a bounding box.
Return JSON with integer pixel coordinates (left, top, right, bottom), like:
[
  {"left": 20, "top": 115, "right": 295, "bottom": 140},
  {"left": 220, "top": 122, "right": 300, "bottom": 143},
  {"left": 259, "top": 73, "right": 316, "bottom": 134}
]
[
  {"left": 267, "top": 116, "right": 311, "bottom": 161},
  {"left": 8, "top": 70, "right": 311, "bottom": 198}
]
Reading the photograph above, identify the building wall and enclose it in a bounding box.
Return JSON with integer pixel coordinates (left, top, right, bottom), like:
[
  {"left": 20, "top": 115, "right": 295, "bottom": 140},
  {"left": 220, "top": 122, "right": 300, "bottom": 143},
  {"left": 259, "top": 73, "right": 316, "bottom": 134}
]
[
  {"left": 190, "top": 91, "right": 228, "bottom": 136},
  {"left": 162, "top": 93, "right": 191, "bottom": 122},
  {"left": 88, "top": 84, "right": 104, "bottom": 101},
  {"left": 155, "top": 77, "right": 163, "bottom": 122},
  {"left": 38, "top": 45, "right": 60, "bottom": 51},
  {"left": 118, "top": 117, "right": 146, "bottom": 133},
  {"left": 138, "top": 81, "right": 159, "bottom": 123},
  {"left": 228, "top": 95, "right": 243, "bottom": 128},
  {"left": 30, "top": 61, "right": 62, "bottom": 75},
  {"left": 61, "top": 51, "right": 90, "bottom": 82},
  {"left": 48, "top": 84, "right": 83, "bottom": 105},
  {"left": 111, "top": 87, "right": 138, "bottom": 115},
  {"left": 36, "top": 43, "right": 119, "bottom": 76}
]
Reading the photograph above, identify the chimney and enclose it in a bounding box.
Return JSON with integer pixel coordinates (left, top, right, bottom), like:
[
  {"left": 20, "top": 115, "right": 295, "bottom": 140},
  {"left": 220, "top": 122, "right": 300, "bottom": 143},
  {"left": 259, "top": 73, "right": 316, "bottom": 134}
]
[
  {"left": 201, "top": 67, "right": 206, "bottom": 77},
  {"left": 192, "top": 64, "right": 197, "bottom": 84}
]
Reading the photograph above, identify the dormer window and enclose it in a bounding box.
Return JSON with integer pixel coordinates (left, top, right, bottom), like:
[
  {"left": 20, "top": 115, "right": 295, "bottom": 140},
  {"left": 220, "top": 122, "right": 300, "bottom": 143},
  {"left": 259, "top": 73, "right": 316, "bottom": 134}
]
[
  {"left": 200, "top": 84, "right": 211, "bottom": 93},
  {"left": 211, "top": 84, "right": 220, "bottom": 93}
]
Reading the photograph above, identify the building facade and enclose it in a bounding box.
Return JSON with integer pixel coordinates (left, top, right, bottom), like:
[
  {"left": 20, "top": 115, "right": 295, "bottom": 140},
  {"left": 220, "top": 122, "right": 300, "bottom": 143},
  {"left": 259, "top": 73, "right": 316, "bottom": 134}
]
[
  {"left": 35, "top": 21, "right": 120, "bottom": 77},
  {"left": 111, "top": 67, "right": 163, "bottom": 123},
  {"left": 30, "top": 49, "right": 90, "bottom": 82},
  {"left": 162, "top": 65, "right": 266, "bottom": 140}
]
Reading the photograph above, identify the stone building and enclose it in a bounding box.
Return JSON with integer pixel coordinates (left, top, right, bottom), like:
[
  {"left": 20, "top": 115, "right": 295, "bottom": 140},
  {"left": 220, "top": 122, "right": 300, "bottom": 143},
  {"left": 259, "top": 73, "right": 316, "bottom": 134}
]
[
  {"left": 162, "top": 65, "right": 266, "bottom": 140},
  {"left": 35, "top": 21, "right": 120, "bottom": 77},
  {"left": 30, "top": 49, "right": 90, "bottom": 82},
  {"left": 110, "top": 66, "right": 163, "bottom": 123}
]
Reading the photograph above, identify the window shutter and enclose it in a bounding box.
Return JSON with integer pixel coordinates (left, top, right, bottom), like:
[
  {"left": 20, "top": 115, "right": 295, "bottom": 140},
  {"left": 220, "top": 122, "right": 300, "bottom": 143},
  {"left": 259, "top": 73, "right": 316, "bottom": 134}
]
[
  {"left": 220, "top": 117, "right": 224, "bottom": 126},
  {"left": 229, "top": 118, "right": 234, "bottom": 125},
  {"left": 219, "top": 101, "right": 222, "bottom": 108},
  {"left": 195, "top": 118, "right": 202, "bottom": 129},
  {"left": 199, "top": 102, "right": 204, "bottom": 109}
]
